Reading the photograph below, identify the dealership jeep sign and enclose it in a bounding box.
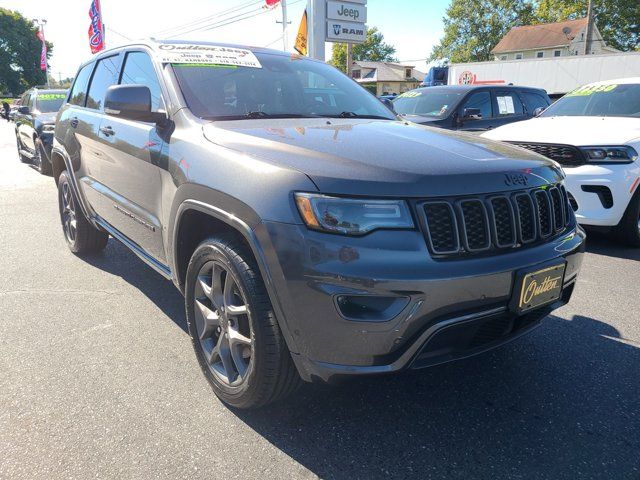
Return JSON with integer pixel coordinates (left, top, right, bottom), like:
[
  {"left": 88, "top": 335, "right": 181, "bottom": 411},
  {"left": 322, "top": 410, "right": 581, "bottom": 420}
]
[
  {"left": 325, "top": 0, "right": 367, "bottom": 44},
  {"left": 327, "top": 1, "right": 367, "bottom": 23}
]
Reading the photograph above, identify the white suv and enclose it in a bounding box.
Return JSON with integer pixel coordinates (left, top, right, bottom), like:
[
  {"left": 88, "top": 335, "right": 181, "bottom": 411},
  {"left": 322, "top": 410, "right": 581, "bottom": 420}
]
[{"left": 482, "top": 78, "right": 640, "bottom": 246}]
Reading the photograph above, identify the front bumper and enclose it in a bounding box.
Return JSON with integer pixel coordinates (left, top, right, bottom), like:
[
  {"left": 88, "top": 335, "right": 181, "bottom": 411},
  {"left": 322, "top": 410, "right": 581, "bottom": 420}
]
[
  {"left": 256, "top": 221, "right": 586, "bottom": 383},
  {"left": 564, "top": 162, "right": 640, "bottom": 227}
]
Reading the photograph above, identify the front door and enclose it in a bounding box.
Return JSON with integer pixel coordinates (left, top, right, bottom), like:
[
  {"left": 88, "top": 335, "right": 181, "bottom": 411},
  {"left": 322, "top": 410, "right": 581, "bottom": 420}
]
[
  {"left": 457, "top": 90, "right": 496, "bottom": 132},
  {"left": 89, "top": 50, "right": 167, "bottom": 262}
]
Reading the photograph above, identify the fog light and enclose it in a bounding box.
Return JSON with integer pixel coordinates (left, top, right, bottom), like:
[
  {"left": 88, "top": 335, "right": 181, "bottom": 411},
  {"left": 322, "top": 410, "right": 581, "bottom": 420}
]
[{"left": 335, "top": 295, "right": 409, "bottom": 322}]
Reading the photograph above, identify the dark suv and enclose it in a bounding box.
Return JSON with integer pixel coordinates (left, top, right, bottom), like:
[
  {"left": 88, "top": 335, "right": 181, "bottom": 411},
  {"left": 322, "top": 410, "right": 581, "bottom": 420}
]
[
  {"left": 392, "top": 85, "right": 551, "bottom": 132},
  {"left": 15, "top": 87, "right": 67, "bottom": 174},
  {"left": 52, "top": 41, "right": 585, "bottom": 408}
]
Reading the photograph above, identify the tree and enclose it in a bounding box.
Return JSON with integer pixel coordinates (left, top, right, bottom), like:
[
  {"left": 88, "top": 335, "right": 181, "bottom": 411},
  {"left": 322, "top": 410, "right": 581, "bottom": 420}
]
[
  {"left": 429, "top": 0, "right": 536, "bottom": 63},
  {"left": 0, "top": 8, "right": 53, "bottom": 96},
  {"left": 330, "top": 27, "right": 397, "bottom": 73},
  {"left": 536, "top": 0, "right": 639, "bottom": 52}
]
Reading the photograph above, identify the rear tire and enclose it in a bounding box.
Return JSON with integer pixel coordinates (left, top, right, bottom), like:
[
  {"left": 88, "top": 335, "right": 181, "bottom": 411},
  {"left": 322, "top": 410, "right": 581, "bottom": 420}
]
[
  {"left": 185, "top": 236, "right": 301, "bottom": 409},
  {"left": 615, "top": 189, "right": 640, "bottom": 247},
  {"left": 57, "top": 171, "right": 109, "bottom": 254},
  {"left": 33, "top": 137, "right": 52, "bottom": 175}
]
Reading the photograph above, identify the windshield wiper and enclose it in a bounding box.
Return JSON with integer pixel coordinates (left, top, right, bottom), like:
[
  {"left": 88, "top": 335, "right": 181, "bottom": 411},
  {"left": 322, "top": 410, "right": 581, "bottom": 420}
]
[
  {"left": 206, "top": 112, "right": 322, "bottom": 121},
  {"left": 327, "top": 111, "right": 394, "bottom": 120}
]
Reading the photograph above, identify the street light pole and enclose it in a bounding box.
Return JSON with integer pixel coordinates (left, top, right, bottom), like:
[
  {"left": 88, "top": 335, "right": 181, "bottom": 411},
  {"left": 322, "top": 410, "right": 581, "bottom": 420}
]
[{"left": 33, "top": 18, "right": 50, "bottom": 87}]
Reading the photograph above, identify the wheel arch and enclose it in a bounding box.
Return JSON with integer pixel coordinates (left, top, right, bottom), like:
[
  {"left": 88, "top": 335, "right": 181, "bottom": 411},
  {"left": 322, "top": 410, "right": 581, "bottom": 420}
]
[{"left": 169, "top": 193, "right": 301, "bottom": 355}]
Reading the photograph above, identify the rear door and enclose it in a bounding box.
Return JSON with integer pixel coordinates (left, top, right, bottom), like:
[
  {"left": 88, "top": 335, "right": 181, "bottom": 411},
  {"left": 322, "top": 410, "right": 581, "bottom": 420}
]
[
  {"left": 89, "top": 49, "right": 167, "bottom": 262},
  {"left": 491, "top": 90, "right": 527, "bottom": 128}
]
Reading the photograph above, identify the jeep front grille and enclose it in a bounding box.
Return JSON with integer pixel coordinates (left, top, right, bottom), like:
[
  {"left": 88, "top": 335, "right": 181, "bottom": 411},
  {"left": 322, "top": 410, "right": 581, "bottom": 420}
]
[{"left": 421, "top": 184, "right": 572, "bottom": 257}]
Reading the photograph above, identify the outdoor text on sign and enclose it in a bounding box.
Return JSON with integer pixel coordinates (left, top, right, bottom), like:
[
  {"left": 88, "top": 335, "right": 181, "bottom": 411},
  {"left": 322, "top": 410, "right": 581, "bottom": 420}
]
[{"left": 327, "top": 1, "right": 367, "bottom": 23}]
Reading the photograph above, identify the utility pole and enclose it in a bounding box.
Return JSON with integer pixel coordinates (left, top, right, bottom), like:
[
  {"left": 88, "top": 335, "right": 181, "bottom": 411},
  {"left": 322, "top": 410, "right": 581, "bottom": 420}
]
[
  {"left": 281, "top": 0, "right": 289, "bottom": 51},
  {"left": 346, "top": 43, "right": 353, "bottom": 77},
  {"left": 584, "top": 0, "right": 594, "bottom": 55},
  {"left": 33, "top": 18, "right": 50, "bottom": 87}
]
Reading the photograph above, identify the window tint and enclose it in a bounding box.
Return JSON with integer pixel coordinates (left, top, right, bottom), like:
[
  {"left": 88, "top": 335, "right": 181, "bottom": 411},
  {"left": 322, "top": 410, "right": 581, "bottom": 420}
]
[
  {"left": 494, "top": 92, "right": 524, "bottom": 116},
  {"left": 69, "top": 63, "right": 94, "bottom": 106},
  {"left": 120, "top": 51, "right": 164, "bottom": 112},
  {"left": 521, "top": 92, "right": 550, "bottom": 113},
  {"left": 461, "top": 91, "right": 492, "bottom": 119},
  {"left": 86, "top": 55, "right": 120, "bottom": 110}
]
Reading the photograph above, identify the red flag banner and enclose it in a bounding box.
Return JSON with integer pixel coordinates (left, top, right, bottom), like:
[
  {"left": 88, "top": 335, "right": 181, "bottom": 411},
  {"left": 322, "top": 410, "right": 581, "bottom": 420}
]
[
  {"left": 265, "top": 0, "right": 281, "bottom": 7},
  {"left": 35, "top": 29, "right": 47, "bottom": 71},
  {"left": 88, "top": 0, "right": 105, "bottom": 54}
]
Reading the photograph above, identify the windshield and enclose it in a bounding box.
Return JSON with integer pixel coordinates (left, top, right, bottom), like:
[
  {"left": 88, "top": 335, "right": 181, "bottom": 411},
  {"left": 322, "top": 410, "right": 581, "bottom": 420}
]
[
  {"left": 171, "top": 53, "right": 396, "bottom": 120},
  {"left": 392, "top": 90, "right": 463, "bottom": 117},
  {"left": 542, "top": 83, "right": 640, "bottom": 118},
  {"left": 35, "top": 93, "right": 66, "bottom": 113}
]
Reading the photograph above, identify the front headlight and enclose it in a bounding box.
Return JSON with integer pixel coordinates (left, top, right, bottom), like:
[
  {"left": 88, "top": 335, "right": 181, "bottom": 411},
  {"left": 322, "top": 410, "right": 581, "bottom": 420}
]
[
  {"left": 580, "top": 146, "right": 638, "bottom": 164},
  {"left": 41, "top": 124, "right": 55, "bottom": 133},
  {"left": 294, "top": 193, "right": 414, "bottom": 235}
]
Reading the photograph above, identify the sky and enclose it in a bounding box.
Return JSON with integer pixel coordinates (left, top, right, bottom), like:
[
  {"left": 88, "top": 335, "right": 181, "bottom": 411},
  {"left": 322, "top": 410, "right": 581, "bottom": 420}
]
[{"left": 0, "top": 0, "right": 449, "bottom": 80}]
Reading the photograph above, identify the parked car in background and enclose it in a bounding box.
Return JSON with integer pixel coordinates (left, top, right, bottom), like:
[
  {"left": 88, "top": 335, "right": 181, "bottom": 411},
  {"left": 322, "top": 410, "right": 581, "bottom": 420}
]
[
  {"left": 8, "top": 99, "right": 21, "bottom": 122},
  {"left": 392, "top": 85, "right": 551, "bottom": 132},
  {"left": 483, "top": 78, "right": 640, "bottom": 246},
  {"left": 15, "top": 88, "right": 67, "bottom": 175},
  {"left": 51, "top": 40, "right": 584, "bottom": 409}
]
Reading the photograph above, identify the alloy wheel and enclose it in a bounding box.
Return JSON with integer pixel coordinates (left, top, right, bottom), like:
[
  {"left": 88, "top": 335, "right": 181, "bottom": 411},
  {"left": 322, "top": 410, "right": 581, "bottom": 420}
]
[
  {"left": 61, "top": 182, "right": 77, "bottom": 244},
  {"left": 193, "top": 260, "right": 253, "bottom": 386}
]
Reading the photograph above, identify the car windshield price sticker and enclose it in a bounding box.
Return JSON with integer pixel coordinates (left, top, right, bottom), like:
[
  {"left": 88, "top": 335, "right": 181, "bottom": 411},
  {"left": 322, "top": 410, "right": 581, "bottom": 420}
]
[{"left": 158, "top": 44, "right": 262, "bottom": 68}]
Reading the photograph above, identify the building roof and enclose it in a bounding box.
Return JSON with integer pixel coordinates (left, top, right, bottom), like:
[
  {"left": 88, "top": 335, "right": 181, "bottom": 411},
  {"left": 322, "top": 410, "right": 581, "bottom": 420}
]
[
  {"left": 491, "top": 18, "right": 588, "bottom": 54},
  {"left": 352, "top": 61, "right": 425, "bottom": 83}
]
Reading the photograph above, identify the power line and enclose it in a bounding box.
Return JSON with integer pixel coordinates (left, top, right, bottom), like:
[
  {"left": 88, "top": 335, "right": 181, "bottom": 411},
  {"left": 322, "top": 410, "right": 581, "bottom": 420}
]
[
  {"left": 154, "top": 0, "right": 264, "bottom": 38},
  {"left": 106, "top": 26, "right": 131, "bottom": 41}
]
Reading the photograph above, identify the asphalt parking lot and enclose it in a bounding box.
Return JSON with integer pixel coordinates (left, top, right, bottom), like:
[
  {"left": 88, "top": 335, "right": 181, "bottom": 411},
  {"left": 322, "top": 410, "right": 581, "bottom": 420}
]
[{"left": 0, "top": 120, "right": 639, "bottom": 480}]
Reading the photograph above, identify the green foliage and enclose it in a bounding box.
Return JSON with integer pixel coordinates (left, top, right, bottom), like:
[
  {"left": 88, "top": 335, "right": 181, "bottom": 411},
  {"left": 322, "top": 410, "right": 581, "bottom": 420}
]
[
  {"left": 536, "top": 0, "right": 639, "bottom": 52},
  {"left": 330, "top": 27, "right": 397, "bottom": 73},
  {"left": 0, "top": 8, "right": 53, "bottom": 96},
  {"left": 429, "top": 0, "right": 536, "bottom": 63},
  {"left": 430, "top": 0, "right": 639, "bottom": 63}
]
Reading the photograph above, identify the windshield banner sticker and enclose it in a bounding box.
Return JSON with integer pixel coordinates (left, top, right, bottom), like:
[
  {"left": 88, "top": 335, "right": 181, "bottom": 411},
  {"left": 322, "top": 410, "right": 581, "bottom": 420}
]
[
  {"left": 398, "top": 91, "right": 421, "bottom": 98},
  {"left": 566, "top": 84, "right": 618, "bottom": 97},
  {"left": 158, "top": 44, "right": 262, "bottom": 68},
  {"left": 38, "top": 93, "right": 66, "bottom": 100}
]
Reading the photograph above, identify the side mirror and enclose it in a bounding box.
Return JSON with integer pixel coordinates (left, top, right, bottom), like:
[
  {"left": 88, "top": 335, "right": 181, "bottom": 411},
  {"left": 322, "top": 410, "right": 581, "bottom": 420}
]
[
  {"left": 533, "top": 106, "right": 546, "bottom": 117},
  {"left": 104, "top": 85, "right": 166, "bottom": 124},
  {"left": 463, "top": 107, "right": 482, "bottom": 120},
  {"left": 18, "top": 106, "right": 30, "bottom": 114},
  {"left": 381, "top": 98, "right": 395, "bottom": 112}
]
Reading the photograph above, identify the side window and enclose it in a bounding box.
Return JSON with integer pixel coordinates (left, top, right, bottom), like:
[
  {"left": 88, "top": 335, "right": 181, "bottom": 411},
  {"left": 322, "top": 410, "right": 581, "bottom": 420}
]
[
  {"left": 461, "top": 91, "right": 492, "bottom": 119},
  {"left": 119, "top": 51, "right": 165, "bottom": 112},
  {"left": 521, "top": 92, "right": 550, "bottom": 113},
  {"left": 86, "top": 55, "right": 120, "bottom": 110},
  {"left": 494, "top": 92, "right": 525, "bottom": 117},
  {"left": 21, "top": 93, "right": 30, "bottom": 109},
  {"left": 69, "top": 63, "right": 94, "bottom": 106},
  {"left": 27, "top": 94, "right": 36, "bottom": 110}
]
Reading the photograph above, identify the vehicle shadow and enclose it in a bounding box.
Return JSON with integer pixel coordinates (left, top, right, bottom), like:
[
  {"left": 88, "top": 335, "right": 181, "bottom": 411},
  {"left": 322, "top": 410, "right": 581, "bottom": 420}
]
[
  {"left": 81, "top": 239, "right": 188, "bottom": 333},
  {"left": 584, "top": 228, "right": 640, "bottom": 261},
  {"left": 235, "top": 314, "right": 640, "bottom": 479}
]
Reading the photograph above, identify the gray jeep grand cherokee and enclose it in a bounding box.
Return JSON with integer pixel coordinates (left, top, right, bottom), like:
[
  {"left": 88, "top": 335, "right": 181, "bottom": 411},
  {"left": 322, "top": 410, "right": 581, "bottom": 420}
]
[{"left": 52, "top": 40, "right": 585, "bottom": 408}]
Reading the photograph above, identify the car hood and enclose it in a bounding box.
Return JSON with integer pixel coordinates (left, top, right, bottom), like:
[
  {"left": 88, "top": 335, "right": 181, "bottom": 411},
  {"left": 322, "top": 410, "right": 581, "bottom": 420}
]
[
  {"left": 35, "top": 112, "right": 57, "bottom": 125},
  {"left": 203, "top": 118, "right": 562, "bottom": 197},
  {"left": 482, "top": 116, "right": 640, "bottom": 146},
  {"left": 400, "top": 115, "right": 442, "bottom": 125}
]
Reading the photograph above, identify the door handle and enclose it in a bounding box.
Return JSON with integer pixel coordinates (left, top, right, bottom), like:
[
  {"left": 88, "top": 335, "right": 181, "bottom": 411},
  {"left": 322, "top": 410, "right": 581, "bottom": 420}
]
[
  {"left": 70, "top": 117, "right": 78, "bottom": 128},
  {"left": 100, "top": 126, "right": 115, "bottom": 137}
]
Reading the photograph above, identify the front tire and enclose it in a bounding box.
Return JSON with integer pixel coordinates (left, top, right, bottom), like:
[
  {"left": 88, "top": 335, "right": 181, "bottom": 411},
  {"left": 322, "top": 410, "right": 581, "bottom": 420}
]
[
  {"left": 57, "top": 171, "right": 109, "bottom": 254},
  {"left": 615, "top": 189, "right": 640, "bottom": 247},
  {"left": 185, "top": 236, "right": 301, "bottom": 409},
  {"left": 16, "top": 134, "right": 29, "bottom": 163}
]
